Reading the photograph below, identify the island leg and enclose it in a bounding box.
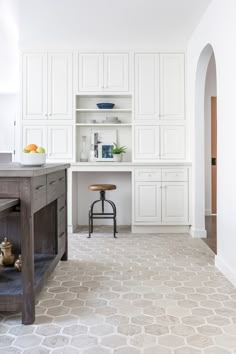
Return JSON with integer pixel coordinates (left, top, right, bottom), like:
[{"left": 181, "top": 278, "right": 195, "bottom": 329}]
[
  {"left": 61, "top": 171, "right": 68, "bottom": 261},
  {"left": 20, "top": 179, "right": 35, "bottom": 325}
]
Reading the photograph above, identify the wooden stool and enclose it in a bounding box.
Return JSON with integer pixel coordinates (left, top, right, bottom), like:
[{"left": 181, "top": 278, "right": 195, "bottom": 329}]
[{"left": 88, "top": 184, "right": 117, "bottom": 238}]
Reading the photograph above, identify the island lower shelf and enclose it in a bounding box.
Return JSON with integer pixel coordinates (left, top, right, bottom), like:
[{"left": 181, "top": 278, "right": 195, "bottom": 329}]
[{"left": 0, "top": 253, "right": 62, "bottom": 311}]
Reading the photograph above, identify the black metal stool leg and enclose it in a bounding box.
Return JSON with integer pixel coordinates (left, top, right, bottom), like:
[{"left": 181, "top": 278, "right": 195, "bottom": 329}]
[
  {"left": 88, "top": 209, "right": 91, "bottom": 238},
  {"left": 88, "top": 190, "right": 118, "bottom": 238}
]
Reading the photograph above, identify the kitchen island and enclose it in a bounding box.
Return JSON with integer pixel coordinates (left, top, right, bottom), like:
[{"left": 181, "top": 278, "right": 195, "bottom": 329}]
[{"left": 0, "top": 163, "right": 69, "bottom": 324}]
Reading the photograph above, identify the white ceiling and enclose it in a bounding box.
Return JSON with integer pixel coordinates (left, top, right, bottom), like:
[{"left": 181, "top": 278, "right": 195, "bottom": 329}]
[{"left": 18, "top": 0, "right": 212, "bottom": 50}]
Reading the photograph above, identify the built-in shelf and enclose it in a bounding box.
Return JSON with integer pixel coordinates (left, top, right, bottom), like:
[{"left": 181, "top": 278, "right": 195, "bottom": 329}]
[
  {"left": 76, "top": 123, "right": 132, "bottom": 127},
  {"left": 76, "top": 109, "right": 132, "bottom": 112}
]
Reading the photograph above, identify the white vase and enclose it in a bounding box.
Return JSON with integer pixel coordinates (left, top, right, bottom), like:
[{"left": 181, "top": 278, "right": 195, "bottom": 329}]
[{"left": 113, "top": 154, "right": 122, "bottom": 162}]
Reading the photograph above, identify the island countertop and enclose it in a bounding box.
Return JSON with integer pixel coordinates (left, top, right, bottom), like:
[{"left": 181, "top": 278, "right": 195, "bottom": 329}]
[{"left": 0, "top": 163, "right": 70, "bottom": 177}]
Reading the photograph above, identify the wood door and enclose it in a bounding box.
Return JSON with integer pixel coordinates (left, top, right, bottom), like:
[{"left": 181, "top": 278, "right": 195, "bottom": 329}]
[
  {"left": 135, "top": 181, "right": 162, "bottom": 222},
  {"left": 134, "top": 53, "right": 160, "bottom": 121},
  {"left": 160, "top": 54, "right": 185, "bottom": 120},
  {"left": 162, "top": 182, "right": 188, "bottom": 223},
  {"left": 22, "top": 53, "right": 47, "bottom": 120},
  {"left": 48, "top": 53, "right": 73, "bottom": 120},
  {"left": 211, "top": 96, "right": 217, "bottom": 214},
  {"left": 134, "top": 126, "right": 160, "bottom": 161},
  {"left": 103, "top": 53, "right": 129, "bottom": 91},
  {"left": 78, "top": 53, "right": 103, "bottom": 92},
  {"left": 160, "top": 125, "right": 185, "bottom": 159}
]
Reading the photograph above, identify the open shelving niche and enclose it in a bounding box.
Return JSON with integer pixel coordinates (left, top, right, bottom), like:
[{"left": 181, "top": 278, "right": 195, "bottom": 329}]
[{"left": 75, "top": 94, "right": 133, "bottom": 162}]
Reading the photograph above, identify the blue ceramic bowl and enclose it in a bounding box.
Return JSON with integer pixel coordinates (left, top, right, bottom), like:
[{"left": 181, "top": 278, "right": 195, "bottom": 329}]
[{"left": 97, "top": 103, "right": 115, "bottom": 109}]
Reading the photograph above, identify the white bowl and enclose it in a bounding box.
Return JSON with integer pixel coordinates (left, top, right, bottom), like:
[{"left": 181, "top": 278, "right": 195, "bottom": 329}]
[{"left": 21, "top": 153, "right": 46, "bottom": 166}]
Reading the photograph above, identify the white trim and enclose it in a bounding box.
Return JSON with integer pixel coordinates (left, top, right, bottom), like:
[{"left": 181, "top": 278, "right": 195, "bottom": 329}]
[
  {"left": 190, "top": 226, "right": 207, "bottom": 238},
  {"left": 215, "top": 255, "right": 236, "bottom": 288},
  {"left": 205, "top": 209, "right": 212, "bottom": 216},
  {"left": 132, "top": 225, "right": 190, "bottom": 234}
]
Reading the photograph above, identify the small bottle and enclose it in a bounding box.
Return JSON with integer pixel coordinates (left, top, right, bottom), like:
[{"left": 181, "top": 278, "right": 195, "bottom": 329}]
[{"left": 80, "top": 136, "right": 88, "bottom": 162}]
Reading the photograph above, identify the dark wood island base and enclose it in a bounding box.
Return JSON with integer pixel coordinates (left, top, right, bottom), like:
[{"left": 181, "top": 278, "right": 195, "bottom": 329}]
[{"left": 0, "top": 163, "right": 69, "bottom": 324}]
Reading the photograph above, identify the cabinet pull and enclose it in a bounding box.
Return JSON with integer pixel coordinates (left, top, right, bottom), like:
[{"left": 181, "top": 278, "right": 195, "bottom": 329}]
[
  {"left": 59, "top": 232, "right": 65, "bottom": 238},
  {"left": 35, "top": 185, "right": 45, "bottom": 191},
  {"left": 59, "top": 206, "right": 65, "bottom": 212},
  {"left": 49, "top": 180, "right": 57, "bottom": 185}
]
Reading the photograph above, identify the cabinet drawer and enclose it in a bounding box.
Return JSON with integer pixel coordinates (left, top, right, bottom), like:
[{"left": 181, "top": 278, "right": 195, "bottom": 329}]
[
  {"left": 47, "top": 170, "right": 65, "bottom": 204},
  {"left": 135, "top": 169, "right": 161, "bottom": 181},
  {"left": 32, "top": 175, "right": 47, "bottom": 212},
  {"left": 162, "top": 169, "right": 188, "bottom": 181}
]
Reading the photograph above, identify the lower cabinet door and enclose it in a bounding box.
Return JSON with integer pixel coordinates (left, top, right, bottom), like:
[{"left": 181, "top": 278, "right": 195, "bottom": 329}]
[
  {"left": 162, "top": 182, "right": 188, "bottom": 223},
  {"left": 47, "top": 126, "right": 73, "bottom": 160},
  {"left": 135, "top": 181, "right": 162, "bottom": 222}
]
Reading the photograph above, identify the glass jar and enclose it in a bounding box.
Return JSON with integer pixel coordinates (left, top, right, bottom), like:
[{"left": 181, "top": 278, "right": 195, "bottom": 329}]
[{"left": 80, "top": 136, "right": 88, "bottom": 162}]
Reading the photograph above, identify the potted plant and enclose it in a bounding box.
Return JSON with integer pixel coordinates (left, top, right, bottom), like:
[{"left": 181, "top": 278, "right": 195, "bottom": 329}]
[{"left": 112, "top": 143, "right": 127, "bottom": 162}]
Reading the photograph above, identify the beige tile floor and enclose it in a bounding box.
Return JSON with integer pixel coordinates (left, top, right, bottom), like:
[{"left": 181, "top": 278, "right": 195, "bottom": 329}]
[{"left": 1, "top": 231, "right": 236, "bottom": 353}]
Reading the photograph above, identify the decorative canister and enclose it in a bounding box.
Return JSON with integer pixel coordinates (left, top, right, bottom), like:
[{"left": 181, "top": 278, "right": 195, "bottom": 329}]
[
  {"left": 0, "top": 237, "right": 15, "bottom": 266},
  {"left": 14, "top": 255, "right": 22, "bottom": 272}
]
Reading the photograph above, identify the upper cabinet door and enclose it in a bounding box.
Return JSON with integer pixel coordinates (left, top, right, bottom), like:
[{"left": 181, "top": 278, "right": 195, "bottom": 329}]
[
  {"left": 22, "top": 125, "right": 47, "bottom": 149},
  {"left": 48, "top": 53, "right": 73, "bottom": 120},
  {"left": 103, "top": 53, "right": 129, "bottom": 91},
  {"left": 22, "top": 53, "right": 47, "bottom": 120},
  {"left": 134, "top": 54, "right": 159, "bottom": 121},
  {"left": 160, "top": 54, "right": 185, "bottom": 120},
  {"left": 47, "top": 126, "right": 73, "bottom": 160},
  {"left": 134, "top": 126, "right": 160, "bottom": 161},
  {"left": 160, "top": 126, "right": 185, "bottom": 160},
  {"left": 78, "top": 53, "right": 103, "bottom": 92}
]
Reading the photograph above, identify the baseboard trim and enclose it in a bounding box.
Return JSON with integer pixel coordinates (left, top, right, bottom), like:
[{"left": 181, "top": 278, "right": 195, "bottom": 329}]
[
  {"left": 190, "top": 227, "right": 207, "bottom": 238},
  {"left": 132, "top": 225, "right": 190, "bottom": 234},
  {"left": 215, "top": 255, "right": 236, "bottom": 287},
  {"left": 205, "top": 209, "right": 212, "bottom": 216}
]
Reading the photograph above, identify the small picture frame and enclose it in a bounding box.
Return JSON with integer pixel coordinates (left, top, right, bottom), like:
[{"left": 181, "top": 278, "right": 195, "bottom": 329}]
[
  {"left": 90, "top": 129, "right": 117, "bottom": 161},
  {"left": 98, "top": 144, "right": 114, "bottom": 161}
]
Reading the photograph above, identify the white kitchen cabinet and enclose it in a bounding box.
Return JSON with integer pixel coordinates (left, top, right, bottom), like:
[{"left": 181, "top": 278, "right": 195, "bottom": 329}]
[
  {"left": 22, "top": 125, "right": 46, "bottom": 148},
  {"left": 162, "top": 182, "right": 188, "bottom": 223},
  {"left": 104, "top": 53, "right": 128, "bottom": 91},
  {"left": 22, "top": 53, "right": 47, "bottom": 120},
  {"left": 160, "top": 54, "right": 185, "bottom": 120},
  {"left": 160, "top": 126, "right": 185, "bottom": 159},
  {"left": 135, "top": 181, "right": 162, "bottom": 222},
  {"left": 134, "top": 168, "right": 189, "bottom": 225},
  {"left": 22, "top": 53, "right": 73, "bottom": 120},
  {"left": 47, "top": 126, "right": 73, "bottom": 159},
  {"left": 134, "top": 53, "right": 159, "bottom": 121},
  {"left": 22, "top": 125, "right": 73, "bottom": 160},
  {"left": 134, "top": 126, "right": 160, "bottom": 161},
  {"left": 78, "top": 52, "right": 129, "bottom": 92},
  {"left": 48, "top": 53, "right": 73, "bottom": 120},
  {"left": 79, "top": 53, "right": 103, "bottom": 92}
]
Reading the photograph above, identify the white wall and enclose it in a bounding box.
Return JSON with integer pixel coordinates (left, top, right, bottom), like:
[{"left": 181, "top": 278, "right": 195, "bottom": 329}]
[
  {"left": 186, "top": 0, "right": 236, "bottom": 285},
  {"left": 0, "top": 0, "right": 19, "bottom": 93},
  {"left": 204, "top": 54, "right": 216, "bottom": 215},
  {"left": 18, "top": 0, "right": 211, "bottom": 51},
  {"left": 76, "top": 172, "right": 132, "bottom": 226}
]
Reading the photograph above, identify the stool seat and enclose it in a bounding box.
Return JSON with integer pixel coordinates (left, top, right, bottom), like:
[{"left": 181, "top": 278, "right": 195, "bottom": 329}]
[{"left": 88, "top": 184, "right": 117, "bottom": 191}]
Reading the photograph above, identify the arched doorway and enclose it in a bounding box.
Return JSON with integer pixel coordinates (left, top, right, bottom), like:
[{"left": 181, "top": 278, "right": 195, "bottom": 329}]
[
  {"left": 204, "top": 53, "right": 217, "bottom": 253},
  {"left": 191, "top": 44, "right": 217, "bottom": 252}
]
